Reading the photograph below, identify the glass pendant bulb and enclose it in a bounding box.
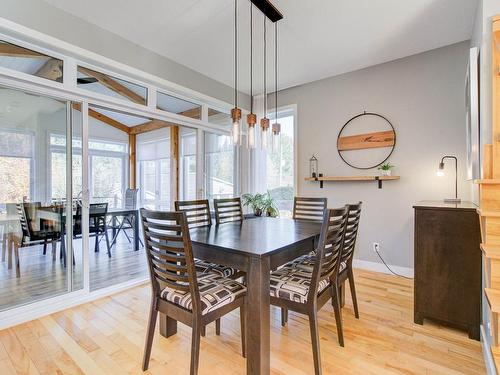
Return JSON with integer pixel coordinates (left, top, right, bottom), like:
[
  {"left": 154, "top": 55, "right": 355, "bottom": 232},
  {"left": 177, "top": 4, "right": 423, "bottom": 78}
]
[
  {"left": 247, "top": 113, "right": 257, "bottom": 148},
  {"left": 272, "top": 122, "right": 281, "bottom": 153},
  {"left": 231, "top": 107, "right": 242, "bottom": 146},
  {"left": 261, "top": 117, "right": 270, "bottom": 150}
]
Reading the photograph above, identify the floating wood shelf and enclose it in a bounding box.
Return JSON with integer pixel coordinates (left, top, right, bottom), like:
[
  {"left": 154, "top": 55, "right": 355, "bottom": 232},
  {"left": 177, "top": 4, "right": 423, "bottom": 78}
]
[{"left": 304, "top": 175, "right": 400, "bottom": 189}]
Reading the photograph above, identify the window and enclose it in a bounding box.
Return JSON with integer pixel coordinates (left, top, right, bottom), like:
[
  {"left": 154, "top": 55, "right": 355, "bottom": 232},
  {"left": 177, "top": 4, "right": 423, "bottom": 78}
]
[
  {"left": 49, "top": 134, "right": 127, "bottom": 207},
  {"left": 77, "top": 66, "right": 147, "bottom": 105},
  {"left": 267, "top": 110, "right": 295, "bottom": 217},
  {"left": 157, "top": 92, "right": 202, "bottom": 120},
  {"left": 0, "top": 129, "right": 34, "bottom": 205},
  {"left": 137, "top": 136, "right": 171, "bottom": 210},
  {"left": 0, "top": 40, "right": 63, "bottom": 83},
  {"left": 180, "top": 130, "right": 197, "bottom": 200},
  {"left": 205, "top": 132, "right": 234, "bottom": 201},
  {"left": 208, "top": 108, "right": 231, "bottom": 128}
]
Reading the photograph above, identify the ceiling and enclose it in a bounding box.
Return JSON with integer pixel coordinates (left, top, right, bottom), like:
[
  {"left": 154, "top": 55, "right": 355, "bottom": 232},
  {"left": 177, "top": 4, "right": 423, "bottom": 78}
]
[{"left": 43, "top": 0, "right": 478, "bottom": 95}]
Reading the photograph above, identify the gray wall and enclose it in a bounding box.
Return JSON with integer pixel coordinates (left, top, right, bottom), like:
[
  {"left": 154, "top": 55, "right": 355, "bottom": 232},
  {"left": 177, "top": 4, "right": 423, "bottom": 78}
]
[
  {"left": 0, "top": 0, "right": 250, "bottom": 108},
  {"left": 276, "top": 41, "right": 470, "bottom": 269}
]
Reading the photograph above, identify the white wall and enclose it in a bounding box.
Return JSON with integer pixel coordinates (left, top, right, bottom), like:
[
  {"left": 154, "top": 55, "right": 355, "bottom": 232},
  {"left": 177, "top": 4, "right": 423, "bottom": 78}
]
[{"left": 275, "top": 41, "right": 470, "bottom": 269}]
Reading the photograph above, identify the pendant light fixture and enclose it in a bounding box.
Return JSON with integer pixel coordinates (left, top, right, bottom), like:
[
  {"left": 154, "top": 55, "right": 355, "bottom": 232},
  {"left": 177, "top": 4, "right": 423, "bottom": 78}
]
[
  {"left": 246, "top": 3, "right": 256, "bottom": 148},
  {"left": 231, "top": 0, "right": 242, "bottom": 147},
  {"left": 272, "top": 21, "right": 281, "bottom": 153},
  {"left": 260, "top": 15, "right": 270, "bottom": 150}
]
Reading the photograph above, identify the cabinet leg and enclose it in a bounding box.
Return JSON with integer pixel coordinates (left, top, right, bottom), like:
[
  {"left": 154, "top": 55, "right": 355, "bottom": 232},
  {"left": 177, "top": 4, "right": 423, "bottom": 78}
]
[{"left": 414, "top": 312, "right": 424, "bottom": 325}]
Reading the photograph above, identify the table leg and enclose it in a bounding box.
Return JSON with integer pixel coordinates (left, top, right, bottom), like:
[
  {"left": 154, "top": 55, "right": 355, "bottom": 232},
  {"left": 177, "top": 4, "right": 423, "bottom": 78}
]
[
  {"left": 112, "top": 216, "right": 117, "bottom": 239},
  {"left": 134, "top": 212, "right": 139, "bottom": 251},
  {"left": 7, "top": 233, "right": 13, "bottom": 269},
  {"left": 246, "top": 256, "right": 271, "bottom": 375},
  {"left": 159, "top": 314, "right": 178, "bottom": 338}
]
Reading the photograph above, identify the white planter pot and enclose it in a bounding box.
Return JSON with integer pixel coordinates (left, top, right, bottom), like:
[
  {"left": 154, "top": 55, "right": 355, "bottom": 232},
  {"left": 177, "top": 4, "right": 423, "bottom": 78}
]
[{"left": 381, "top": 169, "right": 392, "bottom": 176}]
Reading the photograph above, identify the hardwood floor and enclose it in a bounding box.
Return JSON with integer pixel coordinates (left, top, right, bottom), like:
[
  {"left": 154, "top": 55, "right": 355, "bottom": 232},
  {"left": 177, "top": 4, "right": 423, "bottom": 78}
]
[
  {"left": 0, "top": 233, "right": 148, "bottom": 311},
  {"left": 0, "top": 269, "right": 485, "bottom": 374}
]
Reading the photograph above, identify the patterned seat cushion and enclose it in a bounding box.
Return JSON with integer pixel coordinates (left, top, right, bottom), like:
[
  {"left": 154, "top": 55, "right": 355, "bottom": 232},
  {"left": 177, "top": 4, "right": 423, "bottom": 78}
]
[
  {"left": 270, "top": 266, "right": 330, "bottom": 304},
  {"left": 161, "top": 272, "right": 246, "bottom": 315},
  {"left": 287, "top": 252, "right": 347, "bottom": 274},
  {"left": 195, "top": 259, "right": 240, "bottom": 278}
]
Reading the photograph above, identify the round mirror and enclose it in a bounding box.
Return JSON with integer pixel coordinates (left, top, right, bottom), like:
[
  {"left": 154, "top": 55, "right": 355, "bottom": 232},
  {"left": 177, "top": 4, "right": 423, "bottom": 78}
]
[{"left": 336, "top": 112, "right": 396, "bottom": 170}]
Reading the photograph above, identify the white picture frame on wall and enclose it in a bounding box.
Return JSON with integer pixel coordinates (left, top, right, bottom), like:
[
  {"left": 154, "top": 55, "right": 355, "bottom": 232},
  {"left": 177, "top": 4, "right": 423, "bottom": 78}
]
[{"left": 466, "top": 47, "right": 480, "bottom": 180}]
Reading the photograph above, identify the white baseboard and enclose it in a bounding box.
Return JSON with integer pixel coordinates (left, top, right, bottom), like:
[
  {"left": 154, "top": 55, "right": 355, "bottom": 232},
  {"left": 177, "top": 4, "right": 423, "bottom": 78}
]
[
  {"left": 481, "top": 324, "right": 497, "bottom": 375},
  {"left": 353, "top": 258, "right": 414, "bottom": 278}
]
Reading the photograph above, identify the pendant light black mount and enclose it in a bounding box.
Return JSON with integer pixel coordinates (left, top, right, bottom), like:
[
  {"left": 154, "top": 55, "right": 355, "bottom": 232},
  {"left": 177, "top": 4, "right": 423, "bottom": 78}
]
[{"left": 250, "top": 0, "right": 283, "bottom": 22}]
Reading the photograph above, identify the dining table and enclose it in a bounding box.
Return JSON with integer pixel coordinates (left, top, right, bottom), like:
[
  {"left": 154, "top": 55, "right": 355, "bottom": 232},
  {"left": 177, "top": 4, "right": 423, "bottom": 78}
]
[{"left": 157, "top": 216, "right": 322, "bottom": 375}]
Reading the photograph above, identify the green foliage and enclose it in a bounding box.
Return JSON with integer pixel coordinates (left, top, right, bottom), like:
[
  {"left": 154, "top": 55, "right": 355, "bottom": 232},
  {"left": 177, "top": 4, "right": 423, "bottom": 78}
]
[
  {"left": 378, "top": 162, "right": 394, "bottom": 171},
  {"left": 241, "top": 191, "right": 279, "bottom": 217}
]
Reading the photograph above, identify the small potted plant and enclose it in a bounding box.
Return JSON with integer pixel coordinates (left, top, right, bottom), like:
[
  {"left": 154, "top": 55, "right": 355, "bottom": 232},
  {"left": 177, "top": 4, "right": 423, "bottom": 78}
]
[
  {"left": 242, "top": 193, "right": 265, "bottom": 216},
  {"left": 378, "top": 162, "right": 394, "bottom": 176},
  {"left": 242, "top": 192, "right": 280, "bottom": 217}
]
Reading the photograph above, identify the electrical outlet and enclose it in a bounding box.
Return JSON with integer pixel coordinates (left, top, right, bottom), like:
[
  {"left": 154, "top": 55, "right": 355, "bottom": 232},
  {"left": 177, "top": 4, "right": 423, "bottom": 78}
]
[{"left": 373, "top": 242, "right": 380, "bottom": 253}]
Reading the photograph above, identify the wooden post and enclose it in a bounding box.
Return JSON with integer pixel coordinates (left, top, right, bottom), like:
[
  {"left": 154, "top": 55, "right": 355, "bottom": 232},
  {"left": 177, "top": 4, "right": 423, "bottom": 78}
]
[
  {"left": 129, "top": 133, "right": 136, "bottom": 189},
  {"left": 170, "top": 126, "right": 180, "bottom": 205},
  {"left": 492, "top": 17, "right": 500, "bottom": 177}
]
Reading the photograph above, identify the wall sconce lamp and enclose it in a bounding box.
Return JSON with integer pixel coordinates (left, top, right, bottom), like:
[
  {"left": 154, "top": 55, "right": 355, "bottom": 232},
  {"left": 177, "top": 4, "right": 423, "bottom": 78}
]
[{"left": 436, "top": 155, "right": 460, "bottom": 203}]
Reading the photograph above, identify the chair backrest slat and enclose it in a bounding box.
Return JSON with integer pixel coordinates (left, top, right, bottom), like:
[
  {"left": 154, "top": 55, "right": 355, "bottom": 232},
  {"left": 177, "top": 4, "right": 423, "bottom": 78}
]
[
  {"left": 340, "top": 202, "right": 362, "bottom": 265},
  {"left": 308, "top": 206, "right": 349, "bottom": 303},
  {"left": 293, "top": 197, "right": 327, "bottom": 222},
  {"left": 214, "top": 198, "right": 244, "bottom": 224},
  {"left": 124, "top": 188, "right": 139, "bottom": 210},
  {"left": 141, "top": 209, "right": 201, "bottom": 311},
  {"left": 175, "top": 199, "right": 212, "bottom": 228}
]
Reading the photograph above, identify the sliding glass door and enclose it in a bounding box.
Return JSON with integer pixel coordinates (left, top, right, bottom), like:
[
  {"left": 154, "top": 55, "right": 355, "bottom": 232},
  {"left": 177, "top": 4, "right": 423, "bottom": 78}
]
[{"left": 0, "top": 86, "right": 82, "bottom": 310}]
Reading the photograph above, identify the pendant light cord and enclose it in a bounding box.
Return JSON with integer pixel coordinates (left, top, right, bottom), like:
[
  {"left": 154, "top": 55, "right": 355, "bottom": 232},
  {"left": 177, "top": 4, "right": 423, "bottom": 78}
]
[
  {"left": 275, "top": 22, "right": 278, "bottom": 121},
  {"left": 234, "top": 0, "right": 238, "bottom": 108},
  {"left": 250, "top": 3, "right": 253, "bottom": 113},
  {"left": 263, "top": 16, "right": 267, "bottom": 116}
]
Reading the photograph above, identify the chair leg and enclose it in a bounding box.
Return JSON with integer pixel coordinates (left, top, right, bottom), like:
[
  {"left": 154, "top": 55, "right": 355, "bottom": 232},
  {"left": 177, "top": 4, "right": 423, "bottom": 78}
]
[
  {"left": 215, "top": 318, "right": 221, "bottom": 336},
  {"left": 94, "top": 233, "right": 99, "bottom": 252},
  {"left": 240, "top": 303, "right": 246, "bottom": 358},
  {"left": 43, "top": 240, "right": 47, "bottom": 255},
  {"left": 332, "top": 284, "right": 344, "bottom": 347},
  {"left": 14, "top": 243, "right": 20, "bottom": 278},
  {"left": 190, "top": 319, "right": 202, "bottom": 375},
  {"left": 52, "top": 241, "right": 57, "bottom": 261},
  {"left": 104, "top": 230, "right": 112, "bottom": 258},
  {"left": 348, "top": 268, "right": 359, "bottom": 319},
  {"left": 281, "top": 308, "right": 288, "bottom": 326},
  {"left": 308, "top": 310, "right": 322, "bottom": 375},
  {"left": 201, "top": 326, "right": 206, "bottom": 337},
  {"left": 142, "top": 301, "right": 158, "bottom": 371}
]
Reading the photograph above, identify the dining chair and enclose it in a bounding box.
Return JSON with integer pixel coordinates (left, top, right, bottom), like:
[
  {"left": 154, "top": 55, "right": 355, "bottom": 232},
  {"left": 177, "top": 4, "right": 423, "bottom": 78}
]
[
  {"left": 292, "top": 197, "right": 328, "bottom": 222},
  {"left": 109, "top": 188, "right": 143, "bottom": 248},
  {"left": 13, "top": 203, "right": 61, "bottom": 277},
  {"left": 214, "top": 197, "right": 244, "bottom": 224},
  {"left": 176, "top": 199, "right": 246, "bottom": 336},
  {"left": 140, "top": 209, "right": 247, "bottom": 375},
  {"left": 284, "top": 202, "right": 363, "bottom": 346},
  {"left": 269, "top": 206, "right": 349, "bottom": 375},
  {"left": 74, "top": 203, "right": 112, "bottom": 257}
]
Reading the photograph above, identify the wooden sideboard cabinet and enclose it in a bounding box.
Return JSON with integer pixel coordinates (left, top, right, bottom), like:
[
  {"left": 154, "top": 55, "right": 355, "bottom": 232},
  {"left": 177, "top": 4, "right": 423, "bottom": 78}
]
[{"left": 413, "top": 201, "right": 481, "bottom": 340}]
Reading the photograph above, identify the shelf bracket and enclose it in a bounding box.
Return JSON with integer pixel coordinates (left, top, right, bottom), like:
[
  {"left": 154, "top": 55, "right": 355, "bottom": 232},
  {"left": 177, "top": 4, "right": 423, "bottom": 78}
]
[{"left": 375, "top": 176, "right": 382, "bottom": 189}]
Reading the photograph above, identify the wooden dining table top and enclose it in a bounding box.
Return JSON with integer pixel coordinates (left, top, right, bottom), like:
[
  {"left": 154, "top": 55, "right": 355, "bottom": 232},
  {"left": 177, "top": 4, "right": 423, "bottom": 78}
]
[{"left": 189, "top": 216, "right": 322, "bottom": 257}]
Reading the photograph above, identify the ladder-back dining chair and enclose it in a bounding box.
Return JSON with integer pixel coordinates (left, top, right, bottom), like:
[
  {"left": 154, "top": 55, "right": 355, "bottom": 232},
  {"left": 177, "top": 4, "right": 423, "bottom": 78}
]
[
  {"left": 269, "top": 206, "right": 349, "bottom": 375},
  {"left": 176, "top": 199, "right": 245, "bottom": 336},
  {"left": 109, "top": 188, "right": 143, "bottom": 248},
  {"left": 293, "top": 197, "right": 328, "bottom": 222},
  {"left": 140, "top": 209, "right": 247, "bottom": 375},
  {"left": 214, "top": 197, "right": 244, "bottom": 224}
]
